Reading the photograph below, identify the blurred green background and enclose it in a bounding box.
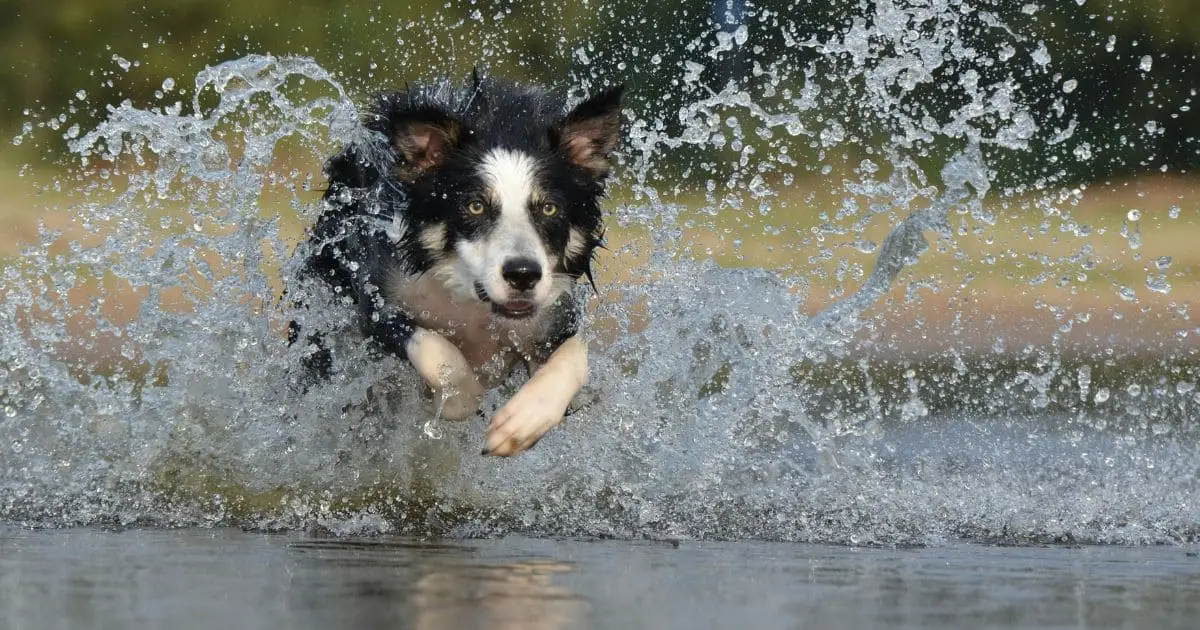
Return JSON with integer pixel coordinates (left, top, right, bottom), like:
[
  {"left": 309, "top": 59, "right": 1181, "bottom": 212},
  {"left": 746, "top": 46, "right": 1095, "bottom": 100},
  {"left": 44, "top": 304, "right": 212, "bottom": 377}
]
[{"left": 1, "top": 0, "right": 1196, "bottom": 182}]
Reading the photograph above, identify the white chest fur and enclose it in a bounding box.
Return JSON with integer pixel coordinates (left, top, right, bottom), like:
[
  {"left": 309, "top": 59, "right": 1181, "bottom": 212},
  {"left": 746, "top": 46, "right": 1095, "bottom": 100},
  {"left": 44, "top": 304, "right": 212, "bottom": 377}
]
[{"left": 384, "top": 271, "right": 542, "bottom": 385}]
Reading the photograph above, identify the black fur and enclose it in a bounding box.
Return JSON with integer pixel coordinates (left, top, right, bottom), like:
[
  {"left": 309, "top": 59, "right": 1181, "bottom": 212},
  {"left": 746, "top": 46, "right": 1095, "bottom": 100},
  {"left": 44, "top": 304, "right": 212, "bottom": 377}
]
[{"left": 291, "top": 75, "right": 622, "bottom": 377}]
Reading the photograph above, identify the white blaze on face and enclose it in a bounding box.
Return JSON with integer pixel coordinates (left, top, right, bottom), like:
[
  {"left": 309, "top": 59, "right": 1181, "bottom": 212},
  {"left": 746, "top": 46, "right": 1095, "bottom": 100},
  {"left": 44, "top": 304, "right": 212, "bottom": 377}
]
[{"left": 456, "top": 148, "right": 554, "bottom": 305}]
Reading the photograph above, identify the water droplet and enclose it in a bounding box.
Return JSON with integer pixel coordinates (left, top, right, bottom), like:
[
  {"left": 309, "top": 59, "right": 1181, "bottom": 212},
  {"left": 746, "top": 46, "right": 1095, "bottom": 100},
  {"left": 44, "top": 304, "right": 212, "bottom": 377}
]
[
  {"left": 1117, "top": 286, "right": 1137, "bottom": 302},
  {"left": 1031, "top": 41, "right": 1051, "bottom": 66},
  {"left": 1126, "top": 208, "right": 1141, "bottom": 222},
  {"left": 1127, "top": 231, "right": 1142, "bottom": 251},
  {"left": 1094, "top": 388, "right": 1111, "bottom": 403},
  {"left": 162, "top": 77, "right": 176, "bottom": 92},
  {"left": 1155, "top": 256, "right": 1172, "bottom": 270},
  {"left": 1146, "top": 275, "right": 1170, "bottom": 294},
  {"left": 1061, "top": 79, "right": 1078, "bottom": 93},
  {"left": 820, "top": 122, "right": 845, "bottom": 147},
  {"left": 852, "top": 240, "right": 877, "bottom": 254},
  {"left": 1138, "top": 55, "right": 1153, "bottom": 72},
  {"left": 1126, "top": 384, "right": 1142, "bottom": 398},
  {"left": 422, "top": 420, "right": 444, "bottom": 439}
]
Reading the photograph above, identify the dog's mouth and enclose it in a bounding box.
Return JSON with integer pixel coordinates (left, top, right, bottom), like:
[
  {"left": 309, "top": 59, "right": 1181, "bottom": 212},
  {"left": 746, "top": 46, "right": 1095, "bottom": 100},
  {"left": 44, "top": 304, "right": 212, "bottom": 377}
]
[
  {"left": 474, "top": 282, "right": 538, "bottom": 319},
  {"left": 492, "top": 300, "right": 537, "bottom": 319}
]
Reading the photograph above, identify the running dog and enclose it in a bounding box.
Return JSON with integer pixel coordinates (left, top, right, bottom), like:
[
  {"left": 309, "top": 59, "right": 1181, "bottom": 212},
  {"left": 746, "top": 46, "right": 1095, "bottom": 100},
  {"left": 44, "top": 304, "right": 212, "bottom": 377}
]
[{"left": 291, "top": 74, "right": 622, "bottom": 456}]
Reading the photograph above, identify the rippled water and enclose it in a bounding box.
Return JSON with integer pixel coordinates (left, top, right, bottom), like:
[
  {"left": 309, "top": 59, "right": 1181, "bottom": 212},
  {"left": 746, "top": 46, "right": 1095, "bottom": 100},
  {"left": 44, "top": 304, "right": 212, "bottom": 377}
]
[
  {"left": 2, "top": 528, "right": 1199, "bottom": 630},
  {"left": 1, "top": 2, "right": 1198, "bottom": 546}
]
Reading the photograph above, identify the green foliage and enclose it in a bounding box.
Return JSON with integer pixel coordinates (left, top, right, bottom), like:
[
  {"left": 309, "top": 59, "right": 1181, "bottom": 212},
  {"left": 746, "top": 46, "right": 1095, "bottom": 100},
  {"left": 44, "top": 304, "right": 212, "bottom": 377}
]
[{"left": 0, "top": 0, "right": 1196, "bottom": 183}]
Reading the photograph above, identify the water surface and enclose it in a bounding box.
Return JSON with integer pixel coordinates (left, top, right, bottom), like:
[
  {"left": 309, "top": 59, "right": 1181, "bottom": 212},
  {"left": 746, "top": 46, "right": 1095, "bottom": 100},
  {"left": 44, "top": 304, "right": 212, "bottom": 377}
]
[{"left": 2, "top": 528, "right": 1198, "bottom": 630}]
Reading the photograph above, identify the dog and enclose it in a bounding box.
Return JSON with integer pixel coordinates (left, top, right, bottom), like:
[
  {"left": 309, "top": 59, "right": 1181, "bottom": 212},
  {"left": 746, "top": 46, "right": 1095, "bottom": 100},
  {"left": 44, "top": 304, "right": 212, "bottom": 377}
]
[{"left": 289, "top": 74, "right": 623, "bottom": 457}]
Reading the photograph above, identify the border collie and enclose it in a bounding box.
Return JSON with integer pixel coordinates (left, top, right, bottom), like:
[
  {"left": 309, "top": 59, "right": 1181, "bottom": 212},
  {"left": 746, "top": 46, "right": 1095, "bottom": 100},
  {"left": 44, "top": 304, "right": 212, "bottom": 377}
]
[{"left": 291, "top": 74, "right": 623, "bottom": 457}]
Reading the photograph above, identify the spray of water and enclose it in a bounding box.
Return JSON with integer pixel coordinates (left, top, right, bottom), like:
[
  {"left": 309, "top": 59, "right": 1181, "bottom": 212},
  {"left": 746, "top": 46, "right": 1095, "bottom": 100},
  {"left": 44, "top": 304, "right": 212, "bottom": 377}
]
[{"left": 2, "top": 3, "right": 1197, "bottom": 544}]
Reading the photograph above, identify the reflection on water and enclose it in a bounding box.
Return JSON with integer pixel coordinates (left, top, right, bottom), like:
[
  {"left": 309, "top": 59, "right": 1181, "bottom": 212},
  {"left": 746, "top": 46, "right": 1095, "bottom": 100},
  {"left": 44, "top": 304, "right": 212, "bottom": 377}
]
[
  {"left": 289, "top": 539, "right": 587, "bottom": 630},
  {"left": 410, "top": 559, "right": 584, "bottom": 630},
  {"left": 1, "top": 528, "right": 1198, "bottom": 630}
]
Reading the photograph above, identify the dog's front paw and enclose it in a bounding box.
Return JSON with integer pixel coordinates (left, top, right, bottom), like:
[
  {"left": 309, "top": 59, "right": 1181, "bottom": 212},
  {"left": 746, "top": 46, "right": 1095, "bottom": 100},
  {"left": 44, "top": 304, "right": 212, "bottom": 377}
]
[
  {"left": 406, "top": 328, "right": 483, "bottom": 421},
  {"left": 432, "top": 376, "right": 485, "bottom": 422},
  {"left": 483, "top": 335, "right": 588, "bottom": 457},
  {"left": 482, "top": 377, "right": 570, "bottom": 457}
]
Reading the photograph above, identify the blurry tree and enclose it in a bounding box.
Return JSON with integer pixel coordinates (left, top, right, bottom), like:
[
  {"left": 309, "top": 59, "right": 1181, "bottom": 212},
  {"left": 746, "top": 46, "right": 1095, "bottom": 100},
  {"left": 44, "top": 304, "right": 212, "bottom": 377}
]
[{"left": 0, "top": 0, "right": 1195, "bottom": 185}]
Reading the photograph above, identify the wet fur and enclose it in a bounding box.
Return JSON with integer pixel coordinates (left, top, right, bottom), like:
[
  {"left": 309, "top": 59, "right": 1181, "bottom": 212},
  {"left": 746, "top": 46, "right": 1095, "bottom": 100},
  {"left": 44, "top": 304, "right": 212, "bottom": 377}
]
[{"left": 290, "top": 75, "right": 622, "bottom": 456}]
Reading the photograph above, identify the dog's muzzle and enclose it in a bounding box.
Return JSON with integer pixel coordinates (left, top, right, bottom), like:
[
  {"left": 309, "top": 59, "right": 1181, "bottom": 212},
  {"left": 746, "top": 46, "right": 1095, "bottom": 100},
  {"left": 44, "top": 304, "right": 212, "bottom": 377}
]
[{"left": 474, "top": 281, "right": 537, "bottom": 319}]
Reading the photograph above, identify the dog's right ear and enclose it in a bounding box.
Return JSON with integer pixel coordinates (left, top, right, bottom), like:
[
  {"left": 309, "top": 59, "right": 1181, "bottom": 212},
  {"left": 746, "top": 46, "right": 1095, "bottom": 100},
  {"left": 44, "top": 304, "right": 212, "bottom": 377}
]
[
  {"left": 378, "top": 104, "right": 463, "bottom": 181},
  {"left": 556, "top": 85, "right": 624, "bottom": 180}
]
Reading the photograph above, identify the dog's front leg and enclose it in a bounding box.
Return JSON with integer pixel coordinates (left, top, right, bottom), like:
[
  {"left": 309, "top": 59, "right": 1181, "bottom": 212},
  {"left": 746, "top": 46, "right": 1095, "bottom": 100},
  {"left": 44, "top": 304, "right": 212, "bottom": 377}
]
[
  {"left": 483, "top": 334, "right": 588, "bottom": 456},
  {"left": 364, "top": 307, "right": 484, "bottom": 422},
  {"left": 405, "top": 328, "right": 485, "bottom": 421}
]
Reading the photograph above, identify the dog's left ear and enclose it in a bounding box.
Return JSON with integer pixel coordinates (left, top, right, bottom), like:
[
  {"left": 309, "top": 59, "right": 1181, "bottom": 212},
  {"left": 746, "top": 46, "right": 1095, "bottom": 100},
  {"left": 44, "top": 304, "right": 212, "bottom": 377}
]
[
  {"left": 388, "top": 110, "right": 462, "bottom": 181},
  {"left": 556, "top": 86, "right": 624, "bottom": 179}
]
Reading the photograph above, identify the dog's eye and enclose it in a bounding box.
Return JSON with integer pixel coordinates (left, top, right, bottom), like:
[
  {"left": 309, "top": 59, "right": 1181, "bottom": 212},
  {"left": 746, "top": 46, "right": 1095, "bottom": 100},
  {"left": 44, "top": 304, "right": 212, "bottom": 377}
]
[
  {"left": 466, "top": 200, "right": 487, "bottom": 215},
  {"left": 540, "top": 202, "right": 560, "bottom": 217}
]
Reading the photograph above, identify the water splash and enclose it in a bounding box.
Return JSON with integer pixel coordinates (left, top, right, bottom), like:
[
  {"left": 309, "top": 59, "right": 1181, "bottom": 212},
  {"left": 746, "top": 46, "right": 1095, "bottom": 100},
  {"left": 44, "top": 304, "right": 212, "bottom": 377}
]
[{"left": 2, "top": 5, "right": 1198, "bottom": 545}]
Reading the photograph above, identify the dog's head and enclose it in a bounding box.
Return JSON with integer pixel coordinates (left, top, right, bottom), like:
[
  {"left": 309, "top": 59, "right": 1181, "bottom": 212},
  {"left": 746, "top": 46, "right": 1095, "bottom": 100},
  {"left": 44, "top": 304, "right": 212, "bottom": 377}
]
[{"left": 358, "top": 79, "right": 623, "bottom": 320}]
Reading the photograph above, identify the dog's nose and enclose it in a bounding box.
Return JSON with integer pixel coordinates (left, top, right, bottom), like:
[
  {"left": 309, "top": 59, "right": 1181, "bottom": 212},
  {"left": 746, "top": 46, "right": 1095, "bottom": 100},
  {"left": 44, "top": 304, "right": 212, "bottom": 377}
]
[{"left": 501, "top": 258, "right": 542, "bottom": 291}]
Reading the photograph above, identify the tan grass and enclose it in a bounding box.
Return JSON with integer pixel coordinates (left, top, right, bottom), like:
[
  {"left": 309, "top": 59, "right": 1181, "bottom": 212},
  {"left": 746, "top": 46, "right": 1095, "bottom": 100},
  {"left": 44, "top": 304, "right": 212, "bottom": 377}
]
[{"left": 3, "top": 158, "right": 1198, "bottom": 362}]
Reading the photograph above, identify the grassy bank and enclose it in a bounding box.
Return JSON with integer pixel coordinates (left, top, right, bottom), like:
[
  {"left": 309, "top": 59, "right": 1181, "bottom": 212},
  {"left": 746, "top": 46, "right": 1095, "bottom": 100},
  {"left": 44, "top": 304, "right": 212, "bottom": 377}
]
[{"left": 2, "top": 157, "right": 1198, "bottom": 362}]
